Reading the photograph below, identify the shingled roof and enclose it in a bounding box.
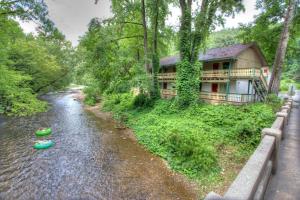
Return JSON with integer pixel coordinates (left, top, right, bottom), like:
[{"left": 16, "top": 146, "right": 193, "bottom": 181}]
[{"left": 160, "top": 43, "right": 268, "bottom": 67}]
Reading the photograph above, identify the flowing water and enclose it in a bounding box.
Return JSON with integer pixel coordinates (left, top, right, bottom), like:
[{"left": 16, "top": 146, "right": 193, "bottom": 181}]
[{"left": 0, "top": 90, "right": 198, "bottom": 200}]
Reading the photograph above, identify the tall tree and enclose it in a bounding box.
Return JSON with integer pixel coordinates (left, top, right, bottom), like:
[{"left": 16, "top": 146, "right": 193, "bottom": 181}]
[
  {"left": 268, "top": 0, "right": 297, "bottom": 94},
  {"left": 176, "top": 0, "right": 244, "bottom": 106},
  {"left": 141, "top": 0, "right": 149, "bottom": 72}
]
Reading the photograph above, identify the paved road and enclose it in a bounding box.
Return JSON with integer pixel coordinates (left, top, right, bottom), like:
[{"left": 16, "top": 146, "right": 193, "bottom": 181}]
[{"left": 264, "top": 91, "right": 300, "bottom": 200}]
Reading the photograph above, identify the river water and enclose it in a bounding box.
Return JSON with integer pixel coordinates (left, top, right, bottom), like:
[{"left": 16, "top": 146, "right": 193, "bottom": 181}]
[{"left": 0, "top": 90, "right": 198, "bottom": 200}]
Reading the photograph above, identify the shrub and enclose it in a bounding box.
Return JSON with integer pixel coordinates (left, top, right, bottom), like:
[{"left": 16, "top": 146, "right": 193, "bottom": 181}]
[
  {"left": 102, "top": 93, "right": 135, "bottom": 113},
  {"left": 133, "top": 93, "right": 153, "bottom": 108},
  {"left": 83, "top": 85, "right": 100, "bottom": 106},
  {"left": 266, "top": 94, "right": 282, "bottom": 112},
  {"left": 165, "top": 131, "right": 218, "bottom": 177}
]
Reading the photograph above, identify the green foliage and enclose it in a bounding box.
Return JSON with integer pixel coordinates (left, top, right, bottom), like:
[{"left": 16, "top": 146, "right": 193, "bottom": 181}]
[
  {"left": 0, "top": 16, "right": 73, "bottom": 116},
  {"left": 133, "top": 93, "right": 153, "bottom": 108},
  {"left": 176, "top": 60, "right": 200, "bottom": 107},
  {"left": 165, "top": 131, "right": 218, "bottom": 177},
  {"left": 83, "top": 85, "right": 100, "bottom": 106},
  {"left": 280, "top": 78, "right": 300, "bottom": 92},
  {"left": 102, "top": 93, "right": 135, "bottom": 114},
  {"left": 265, "top": 94, "right": 282, "bottom": 112},
  {"left": 102, "top": 96, "right": 276, "bottom": 180},
  {"left": 238, "top": 0, "right": 300, "bottom": 82},
  {"left": 207, "top": 28, "right": 242, "bottom": 48},
  {"left": 0, "top": 65, "right": 47, "bottom": 116}
]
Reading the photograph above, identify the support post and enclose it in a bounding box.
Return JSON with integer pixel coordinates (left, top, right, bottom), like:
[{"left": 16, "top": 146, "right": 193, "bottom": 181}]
[
  {"left": 261, "top": 128, "right": 282, "bottom": 174},
  {"left": 225, "top": 60, "right": 232, "bottom": 101}
]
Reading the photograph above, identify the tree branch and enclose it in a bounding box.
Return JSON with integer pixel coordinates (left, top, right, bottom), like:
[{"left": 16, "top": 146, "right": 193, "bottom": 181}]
[{"left": 118, "top": 21, "right": 143, "bottom": 26}]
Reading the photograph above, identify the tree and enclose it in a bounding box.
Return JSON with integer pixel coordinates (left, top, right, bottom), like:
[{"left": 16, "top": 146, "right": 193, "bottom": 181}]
[
  {"left": 176, "top": 0, "right": 244, "bottom": 106},
  {"left": 239, "top": 0, "right": 300, "bottom": 93},
  {"left": 0, "top": 0, "right": 48, "bottom": 22},
  {"left": 268, "top": 0, "right": 298, "bottom": 94}
]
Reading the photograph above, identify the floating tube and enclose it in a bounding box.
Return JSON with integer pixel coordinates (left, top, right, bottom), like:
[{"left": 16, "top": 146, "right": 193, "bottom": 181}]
[
  {"left": 35, "top": 128, "right": 52, "bottom": 136},
  {"left": 33, "top": 140, "right": 54, "bottom": 149}
]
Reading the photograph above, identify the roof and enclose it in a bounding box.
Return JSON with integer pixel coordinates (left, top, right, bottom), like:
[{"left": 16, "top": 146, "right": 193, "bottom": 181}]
[{"left": 160, "top": 43, "right": 268, "bottom": 67}]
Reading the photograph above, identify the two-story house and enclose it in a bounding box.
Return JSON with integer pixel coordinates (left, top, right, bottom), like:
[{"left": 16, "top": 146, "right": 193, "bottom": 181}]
[{"left": 158, "top": 43, "right": 269, "bottom": 104}]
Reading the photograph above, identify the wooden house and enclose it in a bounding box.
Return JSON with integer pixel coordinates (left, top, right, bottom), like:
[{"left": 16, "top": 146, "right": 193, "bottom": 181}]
[{"left": 158, "top": 43, "right": 270, "bottom": 104}]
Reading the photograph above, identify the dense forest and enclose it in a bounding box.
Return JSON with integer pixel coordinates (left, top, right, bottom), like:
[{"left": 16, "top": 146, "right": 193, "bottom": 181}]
[{"left": 0, "top": 0, "right": 74, "bottom": 116}]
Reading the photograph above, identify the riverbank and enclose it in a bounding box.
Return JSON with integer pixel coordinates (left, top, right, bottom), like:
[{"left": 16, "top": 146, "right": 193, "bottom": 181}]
[{"left": 86, "top": 91, "right": 281, "bottom": 198}]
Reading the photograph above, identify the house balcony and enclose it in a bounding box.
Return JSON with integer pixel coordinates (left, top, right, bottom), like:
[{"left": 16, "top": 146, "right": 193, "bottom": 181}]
[
  {"left": 158, "top": 68, "right": 267, "bottom": 87},
  {"left": 199, "top": 92, "right": 254, "bottom": 104},
  {"left": 160, "top": 89, "right": 255, "bottom": 104}
]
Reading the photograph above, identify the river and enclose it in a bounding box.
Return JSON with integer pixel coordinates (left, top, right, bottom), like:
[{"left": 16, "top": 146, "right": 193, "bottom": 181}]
[{"left": 0, "top": 90, "right": 198, "bottom": 200}]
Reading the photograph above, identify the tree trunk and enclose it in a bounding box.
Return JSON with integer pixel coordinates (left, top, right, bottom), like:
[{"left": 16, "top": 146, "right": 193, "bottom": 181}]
[
  {"left": 268, "top": 0, "right": 296, "bottom": 94},
  {"left": 150, "top": 0, "right": 160, "bottom": 99},
  {"left": 141, "top": 0, "right": 149, "bottom": 72}
]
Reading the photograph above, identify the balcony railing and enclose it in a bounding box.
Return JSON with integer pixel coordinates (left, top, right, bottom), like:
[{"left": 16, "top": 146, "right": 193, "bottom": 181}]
[
  {"left": 158, "top": 68, "right": 267, "bottom": 81},
  {"left": 199, "top": 92, "right": 254, "bottom": 103},
  {"left": 160, "top": 89, "right": 254, "bottom": 103},
  {"left": 160, "top": 89, "right": 177, "bottom": 97},
  {"left": 157, "top": 72, "right": 176, "bottom": 81},
  {"left": 201, "top": 68, "right": 261, "bottom": 78}
]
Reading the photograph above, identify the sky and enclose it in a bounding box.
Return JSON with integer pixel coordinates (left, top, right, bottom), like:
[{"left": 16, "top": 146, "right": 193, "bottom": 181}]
[{"left": 19, "top": 0, "right": 259, "bottom": 46}]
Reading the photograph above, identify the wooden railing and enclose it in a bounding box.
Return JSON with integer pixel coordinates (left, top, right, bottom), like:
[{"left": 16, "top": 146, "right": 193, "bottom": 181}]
[
  {"left": 157, "top": 72, "right": 176, "bottom": 81},
  {"left": 200, "top": 92, "right": 253, "bottom": 103},
  {"left": 160, "top": 89, "right": 177, "bottom": 96},
  {"left": 158, "top": 68, "right": 268, "bottom": 82},
  {"left": 205, "top": 98, "right": 293, "bottom": 200},
  {"left": 202, "top": 68, "right": 261, "bottom": 78}
]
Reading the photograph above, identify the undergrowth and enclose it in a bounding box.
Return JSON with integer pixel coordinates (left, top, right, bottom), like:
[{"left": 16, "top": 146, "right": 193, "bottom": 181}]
[{"left": 101, "top": 92, "right": 281, "bottom": 194}]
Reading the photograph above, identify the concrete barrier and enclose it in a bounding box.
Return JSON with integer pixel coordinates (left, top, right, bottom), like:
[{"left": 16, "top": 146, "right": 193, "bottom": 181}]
[{"left": 204, "top": 98, "right": 293, "bottom": 200}]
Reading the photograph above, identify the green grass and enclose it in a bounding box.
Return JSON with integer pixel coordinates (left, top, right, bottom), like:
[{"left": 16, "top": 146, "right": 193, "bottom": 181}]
[
  {"left": 101, "top": 93, "right": 281, "bottom": 197},
  {"left": 280, "top": 78, "right": 300, "bottom": 92}
]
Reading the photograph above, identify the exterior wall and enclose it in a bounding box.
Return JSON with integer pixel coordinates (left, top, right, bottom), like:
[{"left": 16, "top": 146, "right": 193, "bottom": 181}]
[
  {"left": 201, "top": 83, "right": 227, "bottom": 93},
  {"left": 202, "top": 83, "right": 212, "bottom": 92},
  {"left": 230, "top": 80, "right": 236, "bottom": 93},
  {"left": 203, "top": 60, "right": 233, "bottom": 70},
  {"left": 236, "top": 80, "right": 250, "bottom": 94},
  {"left": 235, "top": 47, "right": 263, "bottom": 69},
  {"left": 160, "top": 65, "right": 176, "bottom": 73}
]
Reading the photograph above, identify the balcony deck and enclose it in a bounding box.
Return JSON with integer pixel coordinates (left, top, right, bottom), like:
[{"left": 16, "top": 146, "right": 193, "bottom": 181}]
[
  {"left": 160, "top": 89, "right": 255, "bottom": 104},
  {"left": 158, "top": 68, "right": 267, "bottom": 87}
]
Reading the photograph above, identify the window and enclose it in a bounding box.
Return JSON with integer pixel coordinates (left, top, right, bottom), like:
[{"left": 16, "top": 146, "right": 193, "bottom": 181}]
[
  {"left": 223, "top": 62, "right": 230, "bottom": 70},
  {"left": 163, "top": 82, "right": 168, "bottom": 89},
  {"left": 213, "top": 63, "right": 219, "bottom": 70}
]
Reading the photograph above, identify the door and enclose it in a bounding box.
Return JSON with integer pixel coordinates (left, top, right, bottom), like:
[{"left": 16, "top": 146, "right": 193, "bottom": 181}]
[
  {"left": 213, "top": 63, "right": 219, "bottom": 70},
  {"left": 212, "top": 83, "right": 218, "bottom": 92},
  {"left": 213, "top": 63, "right": 219, "bottom": 75}
]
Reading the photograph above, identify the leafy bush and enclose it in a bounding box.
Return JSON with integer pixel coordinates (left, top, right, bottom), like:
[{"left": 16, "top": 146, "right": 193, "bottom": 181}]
[
  {"left": 165, "top": 131, "right": 218, "bottom": 177},
  {"left": 102, "top": 93, "right": 135, "bottom": 113},
  {"left": 0, "top": 65, "right": 47, "bottom": 116},
  {"left": 83, "top": 85, "right": 100, "bottom": 106},
  {"left": 103, "top": 95, "right": 276, "bottom": 181},
  {"left": 266, "top": 94, "right": 282, "bottom": 112},
  {"left": 133, "top": 93, "right": 153, "bottom": 108}
]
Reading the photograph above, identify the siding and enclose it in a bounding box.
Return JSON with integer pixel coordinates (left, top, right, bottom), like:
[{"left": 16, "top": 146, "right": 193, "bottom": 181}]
[{"left": 235, "top": 47, "right": 262, "bottom": 69}]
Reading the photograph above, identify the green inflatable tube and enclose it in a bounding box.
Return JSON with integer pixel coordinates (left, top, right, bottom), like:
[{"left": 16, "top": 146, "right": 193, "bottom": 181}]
[
  {"left": 35, "top": 128, "right": 52, "bottom": 136},
  {"left": 33, "top": 140, "right": 54, "bottom": 149}
]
